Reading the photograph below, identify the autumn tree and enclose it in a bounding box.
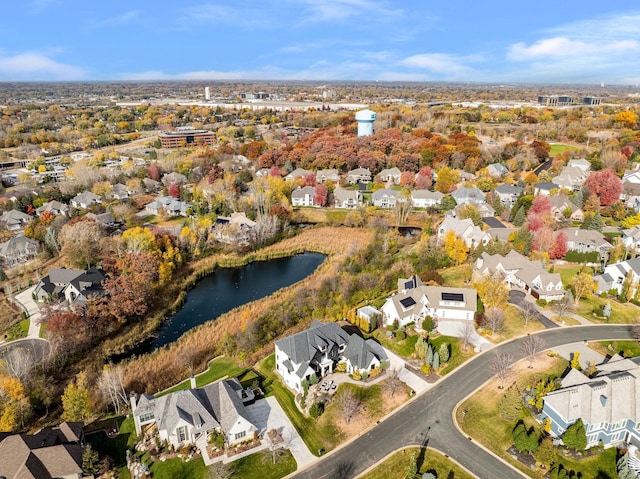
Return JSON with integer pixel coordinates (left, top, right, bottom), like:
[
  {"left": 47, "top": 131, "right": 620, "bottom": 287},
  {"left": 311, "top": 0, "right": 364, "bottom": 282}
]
[
  {"left": 394, "top": 189, "right": 413, "bottom": 226},
  {"left": 434, "top": 167, "right": 460, "bottom": 193},
  {"left": 121, "top": 226, "right": 158, "bottom": 254},
  {"left": 415, "top": 166, "right": 433, "bottom": 189},
  {"left": 314, "top": 184, "right": 328, "bottom": 207},
  {"left": 473, "top": 274, "right": 509, "bottom": 309},
  {"left": 0, "top": 375, "right": 30, "bottom": 431},
  {"left": 168, "top": 182, "right": 180, "bottom": 198},
  {"left": 383, "top": 368, "right": 405, "bottom": 398},
  {"left": 58, "top": 218, "right": 106, "bottom": 269},
  {"left": 549, "top": 230, "right": 568, "bottom": 259},
  {"left": 615, "top": 110, "right": 638, "bottom": 129},
  {"left": 584, "top": 169, "right": 623, "bottom": 206},
  {"left": 444, "top": 230, "right": 468, "bottom": 265},
  {"left": 97, "top": 364, "right": 128, "bottom": 415},
  {"left": 571, "top": 272, "right": 596, "bottom": 304},
  {"left": 62, "top": 372, "right": 92, "bottom": 422}
]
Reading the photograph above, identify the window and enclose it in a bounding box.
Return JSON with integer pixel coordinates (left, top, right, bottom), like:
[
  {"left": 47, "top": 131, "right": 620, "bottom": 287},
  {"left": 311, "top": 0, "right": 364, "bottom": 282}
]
[
  {"left": 235, "top": 431, "right": 246, "bottom": 441},
  {"left": 177, "top": 426, "right": 187, "bottom": 443},
  {"left": 139, "top": 412, "right": 154, "bottom": 423}
]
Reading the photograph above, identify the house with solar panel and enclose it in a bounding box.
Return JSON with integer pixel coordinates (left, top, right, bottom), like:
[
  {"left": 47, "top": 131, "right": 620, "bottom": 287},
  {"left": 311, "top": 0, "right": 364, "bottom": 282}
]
[
  {"left": 274, "top": 320, "right": 388, "bottom": 393},
  {"left": 541, "top": 355, "right": 640, "bottom": 449},
  {"left": 380, "top": 275, "right": 477, "bottom": 329}
]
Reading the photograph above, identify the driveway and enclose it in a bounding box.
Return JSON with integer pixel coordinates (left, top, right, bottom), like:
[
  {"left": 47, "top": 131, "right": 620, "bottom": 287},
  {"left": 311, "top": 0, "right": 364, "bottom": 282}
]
[
  {"left": 13, "top": 285, "right": 42, "bottom": 338},
  {"left": 289, "top": 325, "right": 634, "bottom": 479},
  {"left": 245, "top": 396, "right": 316, "bottom": 468},
  {"left": 508, "top": 290, "right": 558, "bottom": 330},
  {"left": 553, "top": 341, "right": 606, "bottom": 369},
  {"left": 384, "top": 348, "right": 430, "bottom": 394}
]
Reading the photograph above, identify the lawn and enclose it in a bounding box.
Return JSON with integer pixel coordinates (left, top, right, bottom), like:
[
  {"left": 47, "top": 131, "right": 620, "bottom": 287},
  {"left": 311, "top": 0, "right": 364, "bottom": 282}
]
[
  {"left": 150, "top": 457, "right": 206, "bottom": 479},
  {"left": 458, "top": 355, "right": 618, "bottom": 478},
  {"left": 496, "top": 305, "right": 547, "bottom": 341},
  {"left": 4, "top": 319, "right": 29, "bottom": 340},
  {"left": 361, "top": 447, "right": 474, "bottom": 479},
  {"left": 86, "top": 416, "right": 136, "bottom": 479},
  {"left": 233, "top": 450, "right": 296, "bottom": 479},
  {"left": 370, "top": 329, "right": 419, "bottom": 357},
  {"left": 591, "top": 340, "right": 640, "bottom": 358},
  {"left": 157, "top": 356, "right": 246, "bottom": 396},
  {"left": 549, "top": 143, "right": 581, "bottom": 156},
  {"left": 441, "top": 265, "right": 472, "bottom": 288},
  {"left": 256, "top": 354, "right": 339, "bottom": 455},
  {"left": 428, "top": 335, "right": 474, "bottom": 376}
]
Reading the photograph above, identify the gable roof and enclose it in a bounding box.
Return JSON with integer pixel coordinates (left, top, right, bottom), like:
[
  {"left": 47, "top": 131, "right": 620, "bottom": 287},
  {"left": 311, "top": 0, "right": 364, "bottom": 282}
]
[{"left": 494, "top": 184, "right": 523, "bottom": 195}]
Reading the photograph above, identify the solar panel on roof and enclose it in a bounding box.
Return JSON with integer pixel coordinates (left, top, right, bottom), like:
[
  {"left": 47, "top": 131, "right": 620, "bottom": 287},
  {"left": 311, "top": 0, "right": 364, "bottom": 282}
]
[
  {"left": 404, "top": 280, "right": 413, "bottom": 290},
  {"left": 441, "top": 292, "right": 464, "bottom": 302},
  {"left": 399, "top": 297, "right": 416, "bottom": 308}
]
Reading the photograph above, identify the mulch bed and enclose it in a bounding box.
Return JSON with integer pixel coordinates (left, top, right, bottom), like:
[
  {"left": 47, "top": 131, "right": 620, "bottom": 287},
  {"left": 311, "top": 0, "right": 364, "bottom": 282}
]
[{"left": 506, "top": 445, "right": 538, "bottom": 470}]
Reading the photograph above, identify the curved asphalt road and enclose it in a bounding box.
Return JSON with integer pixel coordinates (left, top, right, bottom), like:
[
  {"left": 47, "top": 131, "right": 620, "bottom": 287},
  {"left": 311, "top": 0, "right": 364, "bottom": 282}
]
[
  {"left": 291, "top": 325, "right": 634, "bottom": 479},
  {"left": 0, "top": 338, "right": 49, "bottom": 363}
]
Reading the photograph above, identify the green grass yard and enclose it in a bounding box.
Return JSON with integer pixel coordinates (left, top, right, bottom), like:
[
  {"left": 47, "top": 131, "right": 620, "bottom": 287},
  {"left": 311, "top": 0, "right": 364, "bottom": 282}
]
[
  {"left": 157, "top": 356, "right": 246, "bottom": 396},
  {"left": 361, "top": 447, "right": 474, "bottom": 479},
  {"left": 549, "top": 143, "right": 581, "bottom": 156}
]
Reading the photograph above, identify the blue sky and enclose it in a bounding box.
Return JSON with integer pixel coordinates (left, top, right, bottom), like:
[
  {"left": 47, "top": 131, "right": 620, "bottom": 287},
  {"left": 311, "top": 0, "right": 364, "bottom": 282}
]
[{"left": 1, "top": 0, "right": 640, "bottom": 84}]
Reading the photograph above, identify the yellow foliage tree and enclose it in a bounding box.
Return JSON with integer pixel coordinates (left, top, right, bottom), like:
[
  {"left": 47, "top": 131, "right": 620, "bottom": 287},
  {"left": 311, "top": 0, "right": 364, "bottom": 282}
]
[
  {"left": 444, "top": 230, "right": 468, "bottom": 265},
  {"left": 615, "top": 110, "right": 638, "bottom": 129},
  {"left": 473, "top": 274, "right": 509, "bottom": 309},
  {"left": 62, "top": 372, "right": 92, "bottom": 422},
  {"left": 0, "top": 375, "right": 29, "bottom": 432},
  {"left": 122, "top": 227, "right": 158, "bottom": 254},
  {"left": 571, "top": 273, "right": 596, "bottom": 304}
]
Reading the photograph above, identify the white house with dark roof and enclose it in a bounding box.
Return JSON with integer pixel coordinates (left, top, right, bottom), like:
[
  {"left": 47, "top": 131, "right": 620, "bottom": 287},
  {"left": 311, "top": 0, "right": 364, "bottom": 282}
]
[
  {"left": 0, "top": 209, "right": 31, "bottom": 231},
  {"left": 475, "top": 250, "right": 565, "bottom": 301},
  {"left": 534, "top": 181, "right": 559, "bottom": 196},
  {"left": 594, "top": 257, "right": 640, "bottom": 295},
  {"left": 145, "top": 196, "right": 192, "bottom": 217},
  {"left": 131, "top": 378, "right": 257, "bottom": 450},
  {"left": 34, "top": 267, "right": 106, "bottom": 305},
  {"left": 0, "top": 234, "right": 39, "bottom": 268},
  {"left": 622, "top": 226, "right": 640, "bottom": 254},
  {"left": 274, "top": 320, "right": 388, "bottom": 393},
  {"left": 380, "top": 278, "right": 477, "bottom": 329},
  {"left": 541, "top": 355, "right": 640, "bottom": 448},
  {"left": 333, "top": 187, "right": 362, "bottom": 209},
  {"left": 411, "top": 190, "right": 443, "bottom": 208},
  {"left": 291, "top": 186, "right": 318, "bottom": 207}
]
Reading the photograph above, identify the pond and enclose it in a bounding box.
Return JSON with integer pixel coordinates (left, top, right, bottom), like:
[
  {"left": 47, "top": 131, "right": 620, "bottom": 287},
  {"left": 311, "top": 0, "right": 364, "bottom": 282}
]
[{"left": 147, "top": 252, "right": 326, "bottom": 352}]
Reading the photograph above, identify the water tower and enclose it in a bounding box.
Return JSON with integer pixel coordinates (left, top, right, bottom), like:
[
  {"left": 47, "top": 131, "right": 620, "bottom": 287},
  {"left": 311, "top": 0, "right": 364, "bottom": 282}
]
[{"left": 355, "top": 108, "right": 376, "bottom": 137}]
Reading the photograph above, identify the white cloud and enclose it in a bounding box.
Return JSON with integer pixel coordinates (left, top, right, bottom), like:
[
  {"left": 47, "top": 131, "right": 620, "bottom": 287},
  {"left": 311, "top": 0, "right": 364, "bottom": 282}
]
[
  {"left": 28, "top": 0, "right": 58, "bottom": 13},
  {"left": 90, "top": 10, "right": 143, "bottom": 28},
  {"left": 0, "top": 52, "right": 87, "bottom": 80},
  {"left": 508, "top": 37, "right": 638, "bottom": 61},
  {"left": 180, "top": 4, "right": 270, "bottom": 28},
  {"left": 297, "top": 0, "right": 402, "bottom": 22},
  {"left": 400, "top": 53, "right": 481, "bottom": 79}
]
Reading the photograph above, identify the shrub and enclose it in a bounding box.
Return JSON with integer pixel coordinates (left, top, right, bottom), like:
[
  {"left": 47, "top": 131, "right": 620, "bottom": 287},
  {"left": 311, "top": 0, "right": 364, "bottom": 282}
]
[
  {"left": 536, "top": 299, "right": 547, "bottom": 307},
  {"left": 562, "top": 418, "right": 587, "bottom": 450},
  {"left": 335, "top": 362, "right": 347, "bottom": 373},
  {"left": 421, "top": 316, "right": 434, "bottom": 332},
  {"left": 420, "top": 363, "right": 431, "bottom": 375},
  {"left": 351, "top": 369, "right": 362, "bottom": 381},
  {"left": 395, "top": 329, "right": 406, "bottom": 341},
  {"left": 309, "top": 373, "right": 319, "bottom": 385},
  {"left": 361, "top": 370, "right": 369, "bottom": 381},
  {"left": 498, "top": 385, "right": 523, "bottom": 421},
  {"left": 309, "top": 402, "right": 324, "bottom": 419},
  {"left": 438, "top": 343, "right": 450, "bottom": 363},
  {"left": 369, "top": 367, "right": 382, "bottom": 379},
  {"left": 512, "top": 421, "right": 538, "bottom": 454}
]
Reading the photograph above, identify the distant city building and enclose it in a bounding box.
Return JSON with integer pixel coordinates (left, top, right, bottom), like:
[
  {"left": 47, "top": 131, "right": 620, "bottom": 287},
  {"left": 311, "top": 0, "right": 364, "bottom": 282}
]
[
  {"left": 538, "top": 96, "right": 601, "bottom": 106},
  {"left": 158, "top": 127, "right": 215, "bottom": 148},
  {"left": 355, "top": 108, "right": 376, "bottom": 137},
  {"left": 204, "top": 86, "right": 211, "bottom": 100}
]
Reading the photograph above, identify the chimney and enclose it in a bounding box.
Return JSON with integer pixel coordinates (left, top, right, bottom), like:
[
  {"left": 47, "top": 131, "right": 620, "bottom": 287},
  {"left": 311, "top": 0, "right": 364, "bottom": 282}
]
[
  {"left": 190, "top": 375, "right": 196, "bottom": 389},
  {"left": 129, "top": 392, "right": 137, "bottom": 412}
]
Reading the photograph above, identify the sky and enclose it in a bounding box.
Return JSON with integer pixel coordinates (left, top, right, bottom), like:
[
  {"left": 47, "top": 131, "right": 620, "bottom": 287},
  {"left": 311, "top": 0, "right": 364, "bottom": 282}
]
[{"left": 1, "top": 1, "right": 640, "bottom": 84}]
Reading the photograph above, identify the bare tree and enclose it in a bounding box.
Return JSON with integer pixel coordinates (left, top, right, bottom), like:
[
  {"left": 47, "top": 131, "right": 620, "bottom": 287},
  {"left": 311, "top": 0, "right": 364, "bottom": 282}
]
[
  {"left": 520, "top": 304, "right": 538, "bottom": 326},
  {"left": 520, "top": 335, "right": 547, "bottom": 368},
  {"left": 485, "top": 307, "right": 505, "bottom": 336},
  {"left": 489, "top": 352, "right": 514, "bottom": 389},
  {"left": 553, "top": 295, "right": 574, "bottom": 323},
  {"left": 335, "top": 387, "right": 363, "bottom": 424},
  {"left": 1, "top": 348, "right": 33, "bottom": 383},
  {"left": 383, "top": 368, "right": 405, "bottom": 398},
  {"left": 393, "top": 189, "right": 413, "bottom": 226},
  {"left": 263, "top": 428, "right": 292, "bottom": 465},
  {"left": 206, "top": 461, "right": 235, "bottom": 479},
  {"left": 97, "top": 364, "right": 128, "bottom": 415},
  {"left": 459, "top": 321, "right": 476, "bottom": 352}
]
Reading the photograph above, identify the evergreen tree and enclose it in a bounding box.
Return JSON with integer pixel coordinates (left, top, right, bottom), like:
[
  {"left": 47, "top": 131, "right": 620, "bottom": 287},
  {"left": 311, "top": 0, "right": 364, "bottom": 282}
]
[
  {"left": 512, "top": 206, "right": 526, "bottom": 226},
  {"left": 426, "top": 345, "right": 434, "bottom": 366},
  {"left": 492, "top": 194, "right": 505, "bottom": 216},
  {"left": 498, "top": 384, "right": 523, "bottom": 420},
  {"left": 432, "top": 352, "right": 440, "bottom": 370},
  {"left": 438, "top": 343, "right": 450, "bottom": 363},
  {"left": 406, "top": 452, "right": 418, "bottom": 479},
  {"left": 82, "top": 443, "right": 100, "bottom": 476},
  {"left": 562, "top": 418, "right": 587, "bottom": 450},
  {"left": 588, "top": 212, "right": 605, "bottom": 231},
  {"left": 415, "top": 336, "right": 428, "bottom": 359}
]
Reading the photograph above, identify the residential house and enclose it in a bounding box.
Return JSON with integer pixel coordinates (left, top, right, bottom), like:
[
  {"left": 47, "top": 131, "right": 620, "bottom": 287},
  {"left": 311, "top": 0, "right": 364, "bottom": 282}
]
[
  {"left": 621, "top": 181, "right": 640, "bottom": 211},
  {"left": 255, "top": 167, "right": 272, "bottom": 178},
  {"left": 111, "top": 183, "right": 130, "bottom": 200},
  {"left": 371, "top": 188, "right": 400, "bottom": 208},
  {"left": 552, "top": 160, "right": 590, "bottom": 191},
  {"left": 564, "top": 228, "right": 612, "bottom": 260},
  {"left": 0, "top": 422, "right": 84, "bottom": 479},
  {"left": 346, "top": 168, "right": 372, "bottom": 184},
  {"left": 214, "top": 212, "right": 256, "bottom": 245},
  {"left": 487, "top": 163, "right": 509, "bottom": 178},
  {"left": 594, "top": 257, "right": 640, "bottom": 295},
  {"left": 161, "top": 171, "right": 188, "bottom": 187},
  {"left": 437, "top": 217, "right": 491, "bottom": 249},
  {"left": 274, "top": 319, "right": 388, "bottom": 393},
  {"left": 475, "top": 250, "right": 565, "bottom": 301},
  {"left": 550, "top": 195, "right": 584, "bottom": 221},
  {"left": 36, "top": 200, "right": 69, "bottom": 217},
  {"left": 142, "top": 178, "right": 162, "bottom": 193},
  {"left": 380, "top": 279, "right": 477, "bottom": 329},
  {"left": 85, "top": 212, "right": 116, "bottom": 228},
  {"left": 71, "top": 191, "right": 101, "bottom": 210},
  {"left": 0, "top": 235, "right": 39, "bottom": 268},
  {"left": 541, "top": 355, "right": 640, "bottom": 448},
  {"left": 451, "top": 187, "right": 486, "bottom": 205},
  {"left": 34, "top": 267, "right": 106, "bottom": 305},
  {"left": 378, "top": 167, "right": 402, "bottom": 184},
  {"left": 0, "top": 209, "right": 31, "bottom": 231},
  {"left": 411, "top": 190, "right": 443, "bottom": 208},
  {"left": 131, "top": 378, "right": 257, "bottom": 450},
  {"left": 494, "top": 184, "right": 523, "bottom": 208},
  {"left": 291, "top": 186, "right": 318, "bottom": 207},
  {"left": 316, "top": 169, "right": 340, "bottom": 184},
  {"left": 333, "top": 187, "right": 362, "bottom": 209},
  {"left": 486, "top": 227, "right": 519, "bottom": 242},
  {"left": 622, "top": 226, "right": 640, "bottom": 254},
  {"left": 284, "top": 168, "right": 314, "bottom": 181},
  {"left": 534, "top": 182, "right": 559, "bottom": 196},
  {"left": 145, "top": 196, "right": 192, "bottom": 217}
]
